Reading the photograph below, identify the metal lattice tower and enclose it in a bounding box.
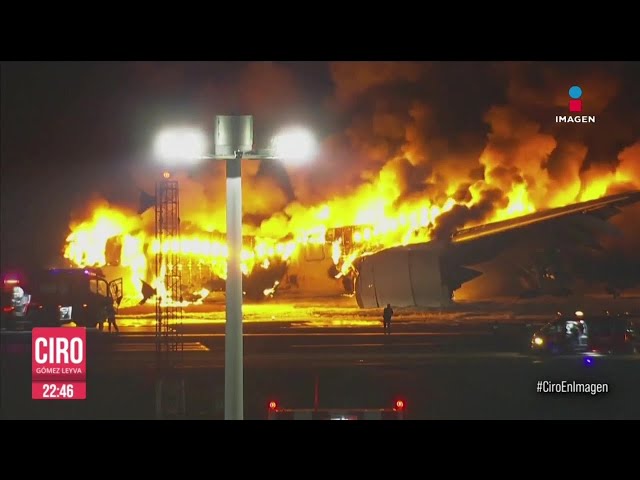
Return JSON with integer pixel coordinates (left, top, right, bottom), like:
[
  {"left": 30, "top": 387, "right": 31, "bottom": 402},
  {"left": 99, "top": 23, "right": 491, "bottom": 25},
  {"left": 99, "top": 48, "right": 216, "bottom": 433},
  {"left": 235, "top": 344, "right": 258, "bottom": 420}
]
[{"left": 155, "top": 179, "right": 183, "bottom": 368}]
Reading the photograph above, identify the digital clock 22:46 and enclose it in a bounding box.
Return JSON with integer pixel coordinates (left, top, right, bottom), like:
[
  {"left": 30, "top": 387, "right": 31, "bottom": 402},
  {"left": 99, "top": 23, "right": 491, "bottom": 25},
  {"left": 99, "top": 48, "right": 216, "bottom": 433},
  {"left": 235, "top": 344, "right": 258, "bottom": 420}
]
[{"left": 32, "top": 382, "right": 86, "bottom": 400}]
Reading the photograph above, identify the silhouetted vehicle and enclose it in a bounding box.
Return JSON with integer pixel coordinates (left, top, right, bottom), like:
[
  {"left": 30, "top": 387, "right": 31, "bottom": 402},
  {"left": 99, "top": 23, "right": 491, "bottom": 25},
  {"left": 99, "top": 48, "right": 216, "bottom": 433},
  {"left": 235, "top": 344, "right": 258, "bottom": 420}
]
[
  {"left": 1, "top": 289, "right": 15, "bottom": 329},
  {"left": 530, "top": 311, "right": 639, "bottom": 355},
  {"left": 1, "top": 268, "right": 123, "bottom": 329}
]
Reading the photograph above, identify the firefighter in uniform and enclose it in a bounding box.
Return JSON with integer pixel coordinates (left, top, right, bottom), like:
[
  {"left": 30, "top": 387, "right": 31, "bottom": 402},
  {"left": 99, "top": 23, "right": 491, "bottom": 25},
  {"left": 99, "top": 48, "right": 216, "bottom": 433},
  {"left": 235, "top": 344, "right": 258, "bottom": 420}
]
[
  {"left": 383, "top": 303, "right": 394, "bottom": 335},
  {"left": 106, "top": 299, "right": 119, "bottom": 333}
]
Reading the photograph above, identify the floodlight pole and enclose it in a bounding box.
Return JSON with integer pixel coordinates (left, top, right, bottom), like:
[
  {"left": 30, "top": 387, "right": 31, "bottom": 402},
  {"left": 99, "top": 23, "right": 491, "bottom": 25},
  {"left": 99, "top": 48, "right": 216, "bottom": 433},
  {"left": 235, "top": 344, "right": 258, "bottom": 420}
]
[
  {"left": 225, "top": 150, "right": 244, "bottom": 420},
  {"left": 172, "top": 115, "right": 313, "bottom": 421},
  {"left": 156, "top": 117, "right": 317, "bottom": 421}
]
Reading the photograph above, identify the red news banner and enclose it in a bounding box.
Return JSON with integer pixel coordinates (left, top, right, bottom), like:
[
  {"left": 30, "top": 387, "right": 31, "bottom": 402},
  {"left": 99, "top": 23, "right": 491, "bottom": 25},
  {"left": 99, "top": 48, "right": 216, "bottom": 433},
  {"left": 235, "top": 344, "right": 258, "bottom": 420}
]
[{"left": 32, "top": 328, "right": 86, "bottom": 400}]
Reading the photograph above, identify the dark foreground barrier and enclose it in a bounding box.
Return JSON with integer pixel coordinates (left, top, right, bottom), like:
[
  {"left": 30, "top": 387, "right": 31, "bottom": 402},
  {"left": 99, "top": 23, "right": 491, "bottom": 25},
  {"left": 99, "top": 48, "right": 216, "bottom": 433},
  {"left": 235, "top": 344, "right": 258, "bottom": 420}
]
[{"left": 267, "top": 399, "right": 406, "bottom": 420}]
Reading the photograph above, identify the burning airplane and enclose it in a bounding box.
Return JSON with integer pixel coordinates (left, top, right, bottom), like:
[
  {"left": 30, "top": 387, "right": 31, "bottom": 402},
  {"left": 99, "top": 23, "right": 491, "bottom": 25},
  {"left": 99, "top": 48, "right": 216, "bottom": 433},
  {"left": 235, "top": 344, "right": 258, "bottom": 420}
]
[
  {"left": 353, "top": 190, "right": 640, "bottom": 308},
  {"left": 60, "top": 185, "right": 640, "bottom": 309},
  {"left": 59, "top": 63, "right": 640, "bottom": 308}
]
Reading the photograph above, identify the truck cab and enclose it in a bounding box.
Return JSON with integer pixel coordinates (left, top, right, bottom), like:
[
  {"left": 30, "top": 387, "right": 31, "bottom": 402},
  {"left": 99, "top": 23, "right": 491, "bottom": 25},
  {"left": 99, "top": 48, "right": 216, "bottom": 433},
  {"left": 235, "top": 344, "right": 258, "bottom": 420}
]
[{"left": 2, "top": 268, "right": 123, "bottom": 329}]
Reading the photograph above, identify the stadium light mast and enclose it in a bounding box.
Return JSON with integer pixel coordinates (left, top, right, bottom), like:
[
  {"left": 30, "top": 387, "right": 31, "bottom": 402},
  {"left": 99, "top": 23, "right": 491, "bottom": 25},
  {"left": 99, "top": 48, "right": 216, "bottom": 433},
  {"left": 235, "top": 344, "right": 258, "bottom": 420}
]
[{"left": 154, "top": 116, "right": 317, "bottom": 420}]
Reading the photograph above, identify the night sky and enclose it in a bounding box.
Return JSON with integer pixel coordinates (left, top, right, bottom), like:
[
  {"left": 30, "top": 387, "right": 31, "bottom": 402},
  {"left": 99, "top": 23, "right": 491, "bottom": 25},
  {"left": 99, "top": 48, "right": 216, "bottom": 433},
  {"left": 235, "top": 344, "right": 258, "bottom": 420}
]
[
  {"left": 2, "top": 61, "right": 639, "bottom": 270},
  {"left": 1, "top": 61, "right": 333, "bottom": 268}
]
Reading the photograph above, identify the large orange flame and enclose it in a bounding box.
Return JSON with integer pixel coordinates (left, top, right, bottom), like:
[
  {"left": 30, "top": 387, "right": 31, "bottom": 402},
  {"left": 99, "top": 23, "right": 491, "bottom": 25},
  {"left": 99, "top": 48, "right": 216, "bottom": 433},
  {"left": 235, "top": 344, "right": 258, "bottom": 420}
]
[{"left": 62, "top": 162, "right": 638, "bottom": 307}]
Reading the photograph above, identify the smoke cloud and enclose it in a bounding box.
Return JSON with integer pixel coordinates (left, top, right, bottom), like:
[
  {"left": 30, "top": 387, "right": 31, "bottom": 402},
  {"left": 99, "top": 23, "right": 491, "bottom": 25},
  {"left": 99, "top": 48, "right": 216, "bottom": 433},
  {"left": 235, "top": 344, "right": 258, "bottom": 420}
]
[
  {"left": 432, "top": 188, "right": 507, "bottom": 240},
  {"left": 71, "top": 62, "right": 640, "bottom": 252}
]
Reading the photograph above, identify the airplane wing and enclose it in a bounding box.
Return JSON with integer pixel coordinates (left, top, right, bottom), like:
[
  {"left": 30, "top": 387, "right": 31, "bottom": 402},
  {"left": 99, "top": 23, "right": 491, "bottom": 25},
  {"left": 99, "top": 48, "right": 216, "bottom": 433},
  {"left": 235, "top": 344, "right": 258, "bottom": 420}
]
[
  {"left": 444, "top": 189, "right": 640, "bottom": 277},
  {"left": 451, "top": 190, "right": 640, "bottom": 244}
]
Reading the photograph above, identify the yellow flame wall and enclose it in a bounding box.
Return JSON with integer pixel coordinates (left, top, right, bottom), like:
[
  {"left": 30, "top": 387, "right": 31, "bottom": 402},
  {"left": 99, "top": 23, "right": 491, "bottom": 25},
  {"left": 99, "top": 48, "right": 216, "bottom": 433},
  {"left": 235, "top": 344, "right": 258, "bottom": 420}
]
[{"left": 62, "top": 62, "right": 640, "bottom": 303}]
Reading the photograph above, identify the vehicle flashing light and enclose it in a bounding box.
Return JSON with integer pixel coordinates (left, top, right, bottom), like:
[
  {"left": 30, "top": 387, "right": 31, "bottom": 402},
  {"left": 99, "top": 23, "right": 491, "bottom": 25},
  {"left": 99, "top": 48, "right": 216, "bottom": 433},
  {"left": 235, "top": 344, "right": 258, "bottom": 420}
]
[
  {"left": 584, "top": 357, "right": 593, "bottom": 366},
  {"left": 395, "top": 400, "right": 405, "bottom": 410},
  {"left": 533, "top": 337, "right": 544, "bottom": 346},
  {"left": 269, "top": 401, "right": 277, "bottom": 410}
]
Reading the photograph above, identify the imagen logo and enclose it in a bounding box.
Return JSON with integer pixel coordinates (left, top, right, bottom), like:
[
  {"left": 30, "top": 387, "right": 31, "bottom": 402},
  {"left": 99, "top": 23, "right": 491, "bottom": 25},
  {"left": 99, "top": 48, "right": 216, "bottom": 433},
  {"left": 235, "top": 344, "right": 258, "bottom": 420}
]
[
  {"left": 569, "top": 85, "right": 583, "bottom": 112},
  {"left": 556, "top": 85, "right": 596, "bottom": 124}
]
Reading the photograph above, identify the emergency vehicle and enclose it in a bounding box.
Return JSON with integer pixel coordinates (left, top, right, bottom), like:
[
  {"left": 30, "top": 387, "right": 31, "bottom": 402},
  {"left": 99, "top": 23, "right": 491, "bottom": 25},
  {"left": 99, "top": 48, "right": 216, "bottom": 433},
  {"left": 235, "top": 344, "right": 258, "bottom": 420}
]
[
  {"left": 1, "top": 268, "right": 123, "bottom": 329},
  {"left": 530, "top": 311, "right": 639, "bottom": 355}
]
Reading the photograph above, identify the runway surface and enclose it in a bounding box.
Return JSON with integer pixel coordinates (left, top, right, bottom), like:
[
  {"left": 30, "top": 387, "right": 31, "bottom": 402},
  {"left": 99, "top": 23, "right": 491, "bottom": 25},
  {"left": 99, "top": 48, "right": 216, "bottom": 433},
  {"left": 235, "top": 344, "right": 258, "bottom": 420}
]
[
  {"left": 2, "top": 318, "right": 639, "bottom": 420},
  {"left": 1, "top": 319, "right": 540, "bottom": 369}
]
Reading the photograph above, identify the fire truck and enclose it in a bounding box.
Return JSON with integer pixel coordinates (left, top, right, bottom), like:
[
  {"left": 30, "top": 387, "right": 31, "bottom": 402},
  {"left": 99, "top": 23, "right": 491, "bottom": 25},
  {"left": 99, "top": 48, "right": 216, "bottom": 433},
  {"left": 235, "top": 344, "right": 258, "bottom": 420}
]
[{"left": 1, "top": 268, "right": 123, "bottom": 330}]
